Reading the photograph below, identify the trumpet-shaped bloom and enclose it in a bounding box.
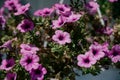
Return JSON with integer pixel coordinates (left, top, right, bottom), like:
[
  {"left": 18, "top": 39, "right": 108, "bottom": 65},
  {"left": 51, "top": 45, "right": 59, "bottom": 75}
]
[
  {"left": 89, "top": 43, "right": 105, "bottom": 60},
  {"left": 77, "top": 52, "right": 96, "bottom": 68},
  {"left": 30, "top": 64, "right": 47, "bottom": 80},
  {"left": 86, "top": 1, "right": 99, "bottom": 14},
  {"left": 34, "top": 7, "right": 54, "bottom": 17},
  {"left": 52, "top": 30, "right": 71, "bottom": 45},
  {"left": 17, "top": 19, "right": 34, "bottom": 33},
  {"left": 0, "top": 58, "right": 15, "bottom": 71},
  {"left": 14, "top": 3, "right": 30, "bottom": 15},
  {"left": 4, "top": 72, "right": 17, "bottom": 80},
  {"left": 20, "top": 44, "right": 39, "bottom": 55},
  {"left": 20, "top": 54, "right": 39, "bottom": 71},
  {"left": 108, "top": 45, "right": 120, "bottom": 63},
  {"left": 52, "top": 16, "right": 65, "bottom": 29}
]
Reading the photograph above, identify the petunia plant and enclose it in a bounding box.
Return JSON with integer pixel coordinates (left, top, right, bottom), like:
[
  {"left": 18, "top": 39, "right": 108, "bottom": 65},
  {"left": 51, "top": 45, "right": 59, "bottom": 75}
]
[{"left": 0, "top": 0, "right": 120, "bottom": 80}]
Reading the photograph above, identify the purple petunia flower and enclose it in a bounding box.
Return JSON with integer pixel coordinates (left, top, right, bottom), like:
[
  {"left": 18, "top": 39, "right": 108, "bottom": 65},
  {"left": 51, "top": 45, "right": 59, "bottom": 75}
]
[
  {"left": 0, "top": 38, "right": 17, "bottom": 49},
  {"left": 30, "top": 64, "right": 47, "bottom": 80},
  {"left": 102, "top": 27, "right": 113, "bottom": 35},
  {"left": 54, "top": 3, "right": 71, "bottom": 15},
  {"left": 4, "top": 72, "right": 17, "bottom": 80},
  {"left": 108, "top": 45, "right": 120, "bottom": 63},
  {"left": 17, "top": 19, "right": 34, "bottom": 33},
  {"left": 0, "top": 58, "right": 15, "bottom": 71},
  {"left": 14, "top": 3, "right": 30, "bottom": 15},
  {"left": 65, "top": 13, "right": 81, "bottom": 23},
  {"left": 0, "top": 7, "right": 4, "bottom": 16},
  {"left": 20, "top": 54, "right": 39, "bottom": 71},
  {"left": 0, "top": 16, "right": 5, "bottom": 29},
  {"left": 20, "top": 44, "right": 39, "bottom": 55},
  {"left": 109, "top": 0, "right": 118, "bottom": 2},
  {"left": 4, "top": 0, "right": 21, "bottom": 12},
  {"left": 34, "top": 7, "right": 54, "bottom": 17},
  {"left": 86, "top": 1, "right": 99, "bottom": 14},
  {"left": 89, "top": 42, "right": 105, "bottom": 60},
  {"left": 52, "top": 30, "right": 71, "bottom": 45},
  {"left": 52, "top": 16, "right": 65, "bottom": 29},
  {"left": 77, "top": 52, "right": 96, "bottom": 68}
]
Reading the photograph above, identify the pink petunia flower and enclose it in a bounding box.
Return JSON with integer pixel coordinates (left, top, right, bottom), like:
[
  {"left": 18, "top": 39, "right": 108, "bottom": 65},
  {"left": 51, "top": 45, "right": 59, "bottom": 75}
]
[
  {"left": 54, "top": 3, "right": 71, "bottom": 15},
  {"left": 52, "top": 30, "right": 71, "bottom": 45},
  {"left": 20, "top": 44, "right": 39, "bottom": 55},
  {"left": 4, "top": 0, "right": 21, "bottom": 12},
  {"left": 4, "top": 72, "right": 17, "bottom": 80},
  {"left": 0, "top": 58, "right": 15, "bottom": 71},
  {"left": 52, "top": 16, "right": 66, "bottom": 29},
  {"left": 77, "top": 52, "right": 96, "bottom": 68},
  {"left": 108, "top": 45, "right": 120, "bottom": 63},
  {"left": 20, "top": 54, "right": 39, "bottom": 71},
  {"left": 14, "top": 3, "right": 30, "bottom": 15},
  {"left": 89, "top": 42, "right": 105, "bottom": 60},
  {"left": 17, "top": 19, "right": 34, "bottom": 33},
  {"left": 34, "top": 7, "right": 54, "bottom": 17},
  {"left": 109, "top": 0, "right": 118, "bottom": 2},
  {"left": 65, "top": 13, "right": 81, "bottom": 23},
  {"left": 30, "top": 64, "right": 47, "bottom": 80},
  {"left": 86, "top": 1, "right": 99, "bottom": 14}
]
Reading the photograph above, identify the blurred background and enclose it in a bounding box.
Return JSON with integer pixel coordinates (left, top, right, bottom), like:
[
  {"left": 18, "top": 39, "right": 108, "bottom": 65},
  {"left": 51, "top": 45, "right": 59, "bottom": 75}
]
[{"left": 0, "top": 0, "right": 120, "bottom": 80}]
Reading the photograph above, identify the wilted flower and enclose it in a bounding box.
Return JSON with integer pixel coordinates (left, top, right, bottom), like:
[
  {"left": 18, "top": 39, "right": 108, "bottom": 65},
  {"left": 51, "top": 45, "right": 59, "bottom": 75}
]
[
  {"left": 30, "top": 64, "right": 47, "bottom": 80},
  {"left": 77, "top": 52, "right": 96, "bottom": 68},
  {"left": 17, "top": 19, "right": 34, "bottom": 33},
  {"left": 102, "top": 27, "right": 113, "bottom": 35},
  {"left": 4, "top": 72, "right": 17, "bottom": 80},
  {"left": 14, "top": 3, "right": 30, "bottom": 15},
  {"left": 52, "top": 30, "right": 71, "bottom": 45},
  {"left": 20, "top": 54, "right": 39, "bottom": 71},
  {"left": 52, "top": 16, "right": 65, "bottom": 29},
  {"left": 34, "top": 7, "right": 54, "bottom": 17},
  {"left": 86, "top": 1, "right": 99, "bottom": 14},
  {"left": 108, "top": 45, "right": 120, "bottom": 63},
  {"left": 0, "top": 58, "right": 15, "bottom": 71},
  {"left": 20, "top": 44, "right": 39, "bottom": 55}
]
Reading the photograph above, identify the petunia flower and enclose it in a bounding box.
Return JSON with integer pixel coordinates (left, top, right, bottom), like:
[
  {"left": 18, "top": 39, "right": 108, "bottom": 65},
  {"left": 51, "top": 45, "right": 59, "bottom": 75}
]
[
  {"left": 34, "top": 7, "right": 54, "bottom": 17},
  {"left": 54, "top": 3, "right": 71, "bottom": 15},
  {"left": 89, "top": 42, "right": 105, "bottom": 60},
  {"left": 77, "top": 52, "right": 96, "bottom": 68},
  {"left": 86, "top": 1, "right": 99, "bottom": 14},
  {"left": 14, "top": 3, "right": 30, "bottom": 15},
  {"left": 109, "top": 0, "right": 118, "bottom": 2},
  {"left": 4, "top": 0, "right": 21, "bottom": 12},
  {"left": 30, "top": 64, "right": 47, "bottom": 80},
  {"left": 4, "top": 72, "right": 17, "bottom": 80},
  {"left": 52, "top": 30, "right": 71, "bottom": 45},
  {"left": 0, "top": 58, "right": 15, "bottom": 71},
  {"left": 52, "top": 16, "right": 66, "bottom": 29},
  {"left": 20, "top": 44, "right": 39, "bottom": 55},
  {"left": 20, "top": 54, "right": 39, "bottom": 71},
  {"left": 17, "top": 19, "right": 34, "bottom": 33},
  {"left": 108, "top": 45, "right": 120, "bottom": 63}
]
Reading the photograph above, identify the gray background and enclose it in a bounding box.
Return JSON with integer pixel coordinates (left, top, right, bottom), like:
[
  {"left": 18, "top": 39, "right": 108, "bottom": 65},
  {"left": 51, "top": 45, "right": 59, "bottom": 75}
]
[{"left": 0, "top": 0, "right": 120, "bottom": 80}]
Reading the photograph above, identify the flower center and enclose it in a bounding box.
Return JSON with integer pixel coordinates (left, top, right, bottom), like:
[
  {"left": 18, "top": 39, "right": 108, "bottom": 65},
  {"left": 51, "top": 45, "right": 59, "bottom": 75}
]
[
  {"left": 58, "top": 35, "right": 64, "bottom": 40},
  {"left": 23, "top": 24, "right": 30, "bottom": 29},
  {"left": 26, "top": 58, "right": 32, "bottom": 64},
  {"left": 44, "top": 11, "right": 50, "bottom": 14},
  {"left": 92, "top": 49, "right": 98, "bottom": 55},
  {"left": 84, "top": 58, "right": 90, "bottom": 63},
  {"left": 59, "top": 7, "right": 64, "bottom": 12},
  {"left": 113, "top": 51, "right": 118, "bottom": 56},
  {"left": 35, "top": 69, "right": 42, "bottom": 75},
  {"left": 6, "top": 63, "right": 11, "bottom": 68}
]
